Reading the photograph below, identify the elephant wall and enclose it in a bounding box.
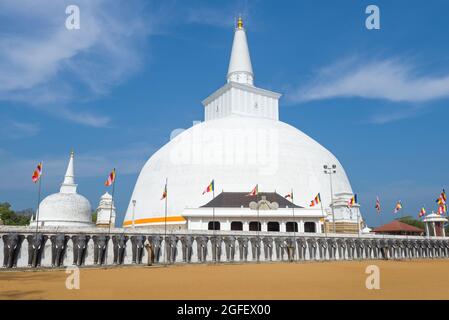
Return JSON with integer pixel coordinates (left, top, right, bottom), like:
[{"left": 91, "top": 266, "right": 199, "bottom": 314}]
[{"left": 1, "top": 226, "right": 448, "bottom": 269}]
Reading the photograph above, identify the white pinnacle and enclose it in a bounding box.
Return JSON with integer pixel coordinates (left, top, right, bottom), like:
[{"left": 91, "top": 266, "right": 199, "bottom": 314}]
[
  {"left": 60, "top": 150, "right": 77, "bottom": 194},
  {"left": 227, "top": 17, "right": 254, "bottom": 85}
]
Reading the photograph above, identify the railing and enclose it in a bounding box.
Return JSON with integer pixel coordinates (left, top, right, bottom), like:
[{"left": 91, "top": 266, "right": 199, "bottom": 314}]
[{"left": 0, "top": 226, "right": 447, "bottom": 269}]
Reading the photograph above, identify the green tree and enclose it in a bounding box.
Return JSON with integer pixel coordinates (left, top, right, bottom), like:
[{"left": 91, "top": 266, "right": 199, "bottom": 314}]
[
  {"left": 396, "top": 215, "right": 425, "bottom": 229},
  {"left": 0, "top": 202, "right": 32, "bottom": 226}
]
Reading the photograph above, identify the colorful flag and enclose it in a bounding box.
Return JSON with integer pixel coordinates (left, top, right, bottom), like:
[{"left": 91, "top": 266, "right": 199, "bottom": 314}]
[
  {"left": 202, "top": 180, "right": 214, "bottom": 195},
  {"left": 104, "top": 168, "right": 116, "bottom": 186},
  {"left": 348, "top": 194, "right": 357, "bottom": 207},
  {"left": 247, "top": 184, "right": 258, "bottom": 196},
  {"left": 375, "top": 196, "right": 381, "bottom": 214},
  {"left": 161, "top": 183, "right": 167, "bottom": 200},
  {"left": 419, "top": 207, "right": 426, "bottom": 218},
  {"left": 436, "top": 189, "right": 447, "bottom": 205},
  {"left": 310, "top": 193, "right": 321, "bottom": 207},
  {"left": 32, "top": 162, "right": 43, "bottom": 183},
  {"left": 438, "top": 204, "right": 447, "bottom": 215},
  {"left": 394, "top": 200, "right": 402, "bottom": 213}
]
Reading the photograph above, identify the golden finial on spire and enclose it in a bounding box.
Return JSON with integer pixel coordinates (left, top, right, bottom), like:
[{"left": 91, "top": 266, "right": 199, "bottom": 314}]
[{"left": 237, "top": 16, "right": 243, "bottom": 29}]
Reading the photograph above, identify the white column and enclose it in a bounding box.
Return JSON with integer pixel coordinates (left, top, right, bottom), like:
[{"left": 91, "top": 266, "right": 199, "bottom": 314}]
[
  {"left": 280, "top": 221, "right": 286, "bottom": 233},
  {"left": 243, "top": 221, "right": 249, "bottom": 231},
  {"left": 261, "top": 221, "right": 267, "bottom": 232},
  {"left": 433, "top": 222, "right": 437, "bottom": 237}
]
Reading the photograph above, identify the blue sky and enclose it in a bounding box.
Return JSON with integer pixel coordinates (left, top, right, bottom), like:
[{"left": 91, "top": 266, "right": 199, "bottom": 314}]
[{"left": 0, "top": 0, "right": 448, "bottom": 227}]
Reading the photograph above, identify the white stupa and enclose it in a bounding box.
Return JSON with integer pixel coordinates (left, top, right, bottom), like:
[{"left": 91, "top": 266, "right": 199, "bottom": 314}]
[
  {"left": 30, "top": 151, "right": 93, "bottom": 228},
  {"left": 95, "top": 192, "right": 116, "bottom": 227},
  {"left": 123, "top": 18, "right": 359, "bottom": 232}
]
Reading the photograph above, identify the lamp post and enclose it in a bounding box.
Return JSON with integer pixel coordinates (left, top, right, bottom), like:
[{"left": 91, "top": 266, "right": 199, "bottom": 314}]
[
  {"left": 132, "top": 199, "right": 136, "bottom": 229},
  {"left": 323, "top": 164, "right": 337, "bottom": 234}
]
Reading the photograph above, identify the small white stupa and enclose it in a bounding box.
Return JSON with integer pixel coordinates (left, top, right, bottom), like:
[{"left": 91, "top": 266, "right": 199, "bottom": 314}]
[
  {"left": 30, "top": 151, "right": 93, "bottom": 228},
  {"left": 95, "top": 192, "right": 116, "bottom": 228}
]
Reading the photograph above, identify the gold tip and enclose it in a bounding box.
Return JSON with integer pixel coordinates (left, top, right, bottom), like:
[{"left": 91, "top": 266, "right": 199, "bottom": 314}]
[{"left": 237, "top": 16, "right": 243, "bottom": 29}]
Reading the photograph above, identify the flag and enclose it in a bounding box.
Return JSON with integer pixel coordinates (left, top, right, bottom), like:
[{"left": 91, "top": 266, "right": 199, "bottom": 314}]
[
  {"left": 375, "top": 196, "right": 381, "bottom": 214},
  {"left": 161, "top": 183, "right": 167, "bottom": 200},
  {"left": 104, "top": 169, "right": 116, "bottom": 186},
  {"left": 436, "top": 189, "right": 447, "bottom": 205},
  {"left": 310, "top": 193, "right": 321, "bottom": 207},
  {"left": 32, "top": 162, "right": 43, "bottom": 183},
  {"left": 438, "top": 204, "right": 447, "bottom": 215},
  {"left": 348, "top": 194, "right": 357, "bottom": 207},
  {"left": 247, "top": 184, "right": 258, "bottom": 196},
  {"left": 394, "top": 200, "right": 402, "bottom": 213},
  {"left": 418, "top": 207, "right": 426, "bottom": 218},
  {"left": 202, "top": 180, "right": 214, "bottom": 195}
]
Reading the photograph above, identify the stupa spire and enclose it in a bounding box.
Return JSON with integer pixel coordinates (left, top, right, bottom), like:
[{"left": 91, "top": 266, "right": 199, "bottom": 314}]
[
  {"left": 60, "top": 149, "right": 77, "bottom": 194},
  {"left": 227, "top": 16, "right": 254, "bottom": 85}
]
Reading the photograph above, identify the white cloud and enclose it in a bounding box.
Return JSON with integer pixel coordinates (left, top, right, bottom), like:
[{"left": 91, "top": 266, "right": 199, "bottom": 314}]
[
  {"left": 0, "top": 121, "right": 40, "bottom": 139},
  {"left": 288, "top": 58, "right": 449, "bottom": 104},
  {"left": 0, "top": 142, "right": 155, "bottom": 191},
  {"left": 0, "top": 0, "right": 152, "bottom": 127}
]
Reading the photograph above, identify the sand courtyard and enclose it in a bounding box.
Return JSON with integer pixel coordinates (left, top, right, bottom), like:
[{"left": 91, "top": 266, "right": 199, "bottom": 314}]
[{"left": 1, "top": 260, "right": 449, "bottom": 300}]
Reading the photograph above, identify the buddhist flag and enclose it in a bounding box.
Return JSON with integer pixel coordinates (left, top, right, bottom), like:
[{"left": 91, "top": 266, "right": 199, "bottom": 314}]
[
  {"left": 247, "top": 184, "right": 258, "bottom": 196},
  {"left": 31, "top": 162, "right": 43, "bottom": 183},
  {"left": 375, "top": 196, "right": 381, "bottom": 214},
  {"left": 348, "top": 194, "right": 357, "bottom": 207},
  {"left": 394, "top": 200, "right": 402, "bottom": 213},
  {"left": 436, "top": 189, "right": 447, "bottom": 205},
  {"left": 310, "top": 193, "right": 321, "bottom": 207},
  {"left": 202, "top": 180, "right": 214, "bottom": 195},
  {"left": 439, "top": 204, "right": 448, "bottom": 215},
  {"left": 419, "top": 207, "right": 426, "bottom": 218},
  {"left": 105, "top": 168, "right": 116, "bottom": 186},
  {"left": 161, "top": 183, "right": 167, "bottom": 200}
]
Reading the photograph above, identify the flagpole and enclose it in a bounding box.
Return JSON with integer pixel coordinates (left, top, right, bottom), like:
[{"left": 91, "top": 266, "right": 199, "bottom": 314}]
[
  {"left": 108, "top": 169, "right": 116, "bottom": 235},
  {"left": 164, "top": 177, "right": 168, "bottom": 266},
  {"left": 106, "top": 170, "right": 116, "bottom": 268},
  {"left": 257, "top": 186, "right": 260, "bottom": 261},
  {"left": 292, "top": 188, "right": 296, "bottom": 261},
  {"left": 212, "top": 184, "right": 216, "bottom": 263},
  {"left": 320, "top": 196, "right": 327, "bottom": 237},
  {"left": 35, "top": 171, "right": 42, "bottom": 234}
]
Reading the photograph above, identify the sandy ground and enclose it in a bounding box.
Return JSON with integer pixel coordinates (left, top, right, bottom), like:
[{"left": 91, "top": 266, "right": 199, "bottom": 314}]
[{"left": 1, "top": 260, "right": 449, "bottom": 299}]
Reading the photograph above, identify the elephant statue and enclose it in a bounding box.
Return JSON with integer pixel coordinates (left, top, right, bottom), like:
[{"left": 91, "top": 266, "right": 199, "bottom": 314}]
[
  {"left": 443, "top": 241, "right": 449, "bottom": 258},
  {"left": 50, "top": 234, "right": 70, "bottom": 267},
  {"left": 250, "top": 237, "right": 261, "bottom": 261},
  {"left": 180, "top": 235, "right": 194, "bottom": 263},
  {"left": 223, "top": 236, "right": 236, "bottom": 262},
  {"left": 148, "top": 235, "right": 162, "bottom": 263},
  {"left": 2, "top": 233, "right": 25, "bottom": 268},
  {"left": 401, "top": 240, "right": 409, "bottom": 259},
  {"left": 410, "top": 240, "right": 418, "bottom": 258},
  {"left": 237, "top": 237, "right": 249, "bottom": 262},
  {"left": 363, "top": 239, "right": 373, "bottom": 259},
  {"left": 164, "top": 235, "right": 178, "bottom": 264},
  {"left": 416, "top": 240, "right": 424, "bottom": 258},
  {"left": 337, "top": 238, "right": 347, "bottom": 260},
  {"left": 130, "top": 235, "right": 146, "bottom": 264},
  {"left": 93, "top": 235, "right": 110, "bottom": 265},
  {"left": 274, "top": 237, "right": 285, "bottom": 261},
  {"left": 307, "top": 238, "right": 318, "bottom": 260},
  {"left": 327, "top": 238, "right": 337, "bottom": 260},
  {"left": 430, "top": 240, "right": 437, "bottom": 258},
  {"left": 72, "top": 235, "right": 90, "bottom": 266},
  {"left": 387, "top": 239, "right": 396, "bottom": 259},
  {"left": 27, "top": 234, "right": 48, "bottom": 267},
  {"left": 210, "top": 236, "right": 222, "bottom": 262},
  {"left": 346, "top": 239, "right": 355, "bottom": 260},
  {"left": 296, "top": 238, "right": 307, "bottom": 261},
  {"left": 262, "top": 237, "right": 273, "bottom": 261},
  {"left": 355, "top": 239, "right": 364, "bottom": 260},
  {"left": 284, "top": 238, "right": 296, "bottom": 262},
  {"left": 196, "top": 236, "right": 209, "bottom": 263},
  {"left": 317, "top": 238, "right": 328, "bottom": 261},
  {"left": 112, "top": 235, "right": 128, "bottom": 265}
]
